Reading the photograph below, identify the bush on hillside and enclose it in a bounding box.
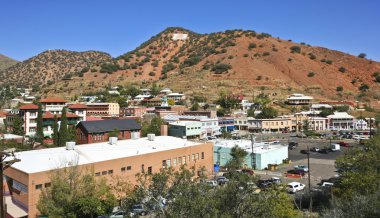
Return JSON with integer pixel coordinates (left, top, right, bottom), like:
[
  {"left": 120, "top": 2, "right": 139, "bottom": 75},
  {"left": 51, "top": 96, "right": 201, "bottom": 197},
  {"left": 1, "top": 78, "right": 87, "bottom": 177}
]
[
  {"left": 211, "top": 63, "right": 232, "bottom": 74},
  {"left": 339, "top": 67, "right": 346, "bottom": 73},
  {"left": 307, "top": 72, "right": 315, "bottom": 77},
  {"left": 290, "top": 46, "right": 301, "bottom": 53}
]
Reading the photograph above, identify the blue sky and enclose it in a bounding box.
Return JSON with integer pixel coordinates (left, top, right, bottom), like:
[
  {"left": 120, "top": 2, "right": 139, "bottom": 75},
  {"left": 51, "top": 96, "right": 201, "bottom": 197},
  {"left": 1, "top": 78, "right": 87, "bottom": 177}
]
[{"left": 1, "top": 0, "right": 379, "bottom": 61}]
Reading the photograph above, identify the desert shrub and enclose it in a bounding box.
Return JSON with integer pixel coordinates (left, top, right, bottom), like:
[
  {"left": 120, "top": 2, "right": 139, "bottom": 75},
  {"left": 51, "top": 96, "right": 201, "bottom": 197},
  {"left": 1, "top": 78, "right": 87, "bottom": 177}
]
[
  {"left": 149, "top": 72, "right": 156, "bottom": 76},
  {"left": 211, "top": 63, "right": 232, "bottom": 74},
  {"left": 308, "top": 53, "right": 316, "bottom": 60},
  {"left": 262, "top": 52, "right": 270, "bottom": 56},
  {"left": 326, "top": 60, "right": 333, "bottom": 64},
  {"left": 336, "top": 86, "right": 343, "bottom": 92},
  {"left": 290, "top": 46, "right": 301, "bottom": 53},
  {"left": 339, "top": 67, "right": 346, "bottom": 73},
  {"left": 375, "top": 76, "right": 380, "bottom": 83},
  {"left": 256, "top": 75, "right": 262, "bottom": 80},
  {"left": 359, "top": 83, "right": 369, "bottom": 92},
  {"left": 228, "top": 55, "right": 234, "bottom": 59},
  {"left": 372, "top": 72, "right": 380, "bottom": 77},
  {"left": 91, "top": 68, "right": 97, "bottom": 72},
  {"left": 358, "top": 53, "right": 367, "bottom": 58},
  {"left": 248, "top": 43, "right": 257, "bottom": 50},
  {"left": 182, "top": 55, "right": 202, "bottom": 67},
  {"left": 162, "top": 63, "right": 176, "bottom": 74},
  {"left": 307, "top": 72, "right": 315, "bottom": 77},
  {"left": 288, "top": 58, "right": 293, "bottom": 62},
  {"left": 243, "top": 54, "right": 249, "bottom": 57},
  {"left": 100, "top": 63, "right": 119, "bottom": 74}
]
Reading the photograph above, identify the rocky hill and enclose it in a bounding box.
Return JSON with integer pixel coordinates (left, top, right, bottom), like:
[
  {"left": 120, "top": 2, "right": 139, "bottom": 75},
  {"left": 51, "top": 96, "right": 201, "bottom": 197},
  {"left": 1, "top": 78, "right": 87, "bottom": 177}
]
[
  {"left": 0, "top": 53, "right": 18, "bottom": 71},
  {"left": 0, "top": 50, "right": 112, "bottom": 87},
  {"left": 2, "top": 28, "right": 380, "bottom": 102}
]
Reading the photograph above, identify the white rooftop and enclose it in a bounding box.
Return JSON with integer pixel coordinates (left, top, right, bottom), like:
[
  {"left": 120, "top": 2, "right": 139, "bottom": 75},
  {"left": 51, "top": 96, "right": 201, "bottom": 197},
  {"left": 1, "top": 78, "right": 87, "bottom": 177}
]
[
  {"left": 327, "top": 112, "right": 354, "bottom": 119},
  {"left": 167, "top": 93, "right": 184, "bottom": 96},
  {"left": 8, "top": 136, "right": 204, "bottom": 174},
  {"left": 169, "top": 120, "right": 201, "bottom": 126},
  {"left": 0, "top": 134, "right": 23, "bottom": 140},
  {"left": 311, "top": 104, "right": 332, "bottom": 109},
  {"left": 163, "top": 115, "right": 216, "bottom": 122},
  {"left": 214, "top": 139, "right": 286, "bottom": 154}
]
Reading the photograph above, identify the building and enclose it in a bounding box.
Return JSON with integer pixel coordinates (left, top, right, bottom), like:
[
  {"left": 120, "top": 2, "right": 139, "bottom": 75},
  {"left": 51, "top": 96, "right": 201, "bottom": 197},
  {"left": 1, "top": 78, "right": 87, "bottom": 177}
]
[
  {"left": 42, "top": 111, "right": 81, "bottom": 138},
  {"left": 39, "top": 97, "right": 68, "bottom": 114},
  {"left": 120, "top": 106, "right": 147, "bottom": 118},
  {"left": 319, "top": 101, "right": 355, "bottom": 110},
  {"left": 76, "top": 119, "right": 141, "bottom": 144},
  {"left": 4, "top": 136, "right": 213, "bottom": 218},
  {"left": 218, "top": 117, "right": 235, "bottom": 133},
  {"left": 354, "top": 119, "right": 368, "bottom": 130},
  {"left": 248, "top": 117, "right": 292, "bottom": 133},
  {"left": 86, "top": 103, "right": 120, "bottom": 116},
  {"left": 163, "top": 115, "right": 221, "bottom": 138},
  {"left": 327, "top": 112, "right": 354, "bottom": 130},
  {"left": 311, "top": 104, "right": 333, "bottom": 110},
  {"left": 160, "top": 88, "right": 172, "bottom": 95},
  {"left": 286, "top": 93, "right": 313, "bottom": 105},
  {"left": 234, "top": 116, "right": 249, "bottom": 131},
  {"left": 214, "top": 139, "right": 288, "bottom": 170},
  {"left": 67, "top": 103, "right": 87, "bottom": 121},
  {"left": 166, "top": 93, "right": 185, "bottom": 103},
  {"left": 0, "top": 111, "right": 6, "bottom": 126},
  {"left": 183, "top": 110, "right": 217, "bottom": 118},
  {"left": 168, "top": 121, "right": 202, "bottom": 139},
  {"left": 0, "top": 133, "right": 24, "bottom": 144}
]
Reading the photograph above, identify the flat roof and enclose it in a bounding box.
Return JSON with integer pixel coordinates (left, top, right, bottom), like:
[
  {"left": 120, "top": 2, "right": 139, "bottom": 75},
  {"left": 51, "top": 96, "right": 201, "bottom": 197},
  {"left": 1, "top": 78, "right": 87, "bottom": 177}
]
[
  {"left": 214, "top": 139, "right": 286, "bottom": 154},
  {"left": 169, "top": 120, "right": 201, "bottom": 126},
  {"left": 9, "top": 136, "right": 206, "bottom": 174}
]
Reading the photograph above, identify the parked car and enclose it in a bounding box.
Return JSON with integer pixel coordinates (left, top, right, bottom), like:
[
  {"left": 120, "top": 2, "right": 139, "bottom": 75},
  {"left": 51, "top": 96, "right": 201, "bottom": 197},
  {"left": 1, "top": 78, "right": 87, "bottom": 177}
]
[
  {"left": 287, "top": 182, "right": 305, "bottom": 193},
  {"left": 216, "top": 176, "right": 229, "bottom": 185},
  {"left": 294, "top": 165, "right": 309, "bottom": 172},
  {"left": 206, "top": 180, "right": 218, "bottom": 187},
  {"left": 310, "top": 147, "right": 320, "bottom": 152},
  {"left": 300, "top": 149, "right": 310, "bottom": 154},
  {"left": 110, "top": 210, "right": 127, "bottom": 218},
  {"left": 130, "top": 204, "right": 148, "bottom": 216},
  {"left": 318, "top": 148, "right": 329, "bottom": 154},
  {"left": 270, "top": 177, "right": 282, "bottom": 185},
  {"left": 330, "top": 143, "right": 341, "bottom": 152},
  {"left": 287, "top": 169, "right": 306, "bottom": 177},
  {"left": 207, "top": 136, "right": 217, "bottom": 140},
  {"left": 258, "top": 179, "right": 273, "bottom": 189}
]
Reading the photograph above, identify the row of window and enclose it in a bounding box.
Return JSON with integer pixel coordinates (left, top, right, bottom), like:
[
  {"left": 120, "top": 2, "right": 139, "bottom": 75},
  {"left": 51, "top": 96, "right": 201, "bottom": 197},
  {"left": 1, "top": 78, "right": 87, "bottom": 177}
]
[
  {"left": 162, "top": 152, "right": 205, "bottom": 168},
  {"left": 35, "top": 182, "right": 51, "bottom": 190},
  {"left": 95, "top": 166, "right": 132, "bottom": 177}
]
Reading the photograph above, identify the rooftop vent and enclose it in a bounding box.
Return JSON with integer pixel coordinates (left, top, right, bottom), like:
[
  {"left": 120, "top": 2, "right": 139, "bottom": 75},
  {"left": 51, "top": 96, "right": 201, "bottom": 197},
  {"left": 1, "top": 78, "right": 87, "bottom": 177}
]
[
  {"left": 147, "top": 134, "right": 155, "bottom": 141},
  {"left": 66, "top": 142, "right": 75, "bottom": 150},
  {"left": 109, "top": 137, "right": 118, "bottom": 145}
]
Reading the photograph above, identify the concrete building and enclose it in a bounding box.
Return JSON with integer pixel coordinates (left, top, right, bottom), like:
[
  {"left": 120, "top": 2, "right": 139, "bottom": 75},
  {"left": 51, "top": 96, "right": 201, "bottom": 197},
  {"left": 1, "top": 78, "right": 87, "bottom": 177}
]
[
  {"left": 120, "top": 106, "right": 147, "bottom": 118},
  {"left": 4, "top": 136, "right": 214, "bottom": 218},
  {"left": 39, "top": 97, "right": 68, "bottom": 114},
  {"left": 183, "top": 110, "right": 217, "bottom": 118},
  {"left": 166, "top": 93, "right": 185, "bottom": 103},
  {"left": 214, "top": 139, "right": 288, "bottom": 170},
  {"left": 307, "top": 117, "right": 328, "bottom": 131},
  {"left": 168, "top": 121, "right": 202, "bottom": 139},
  {"left": 218, "top": 117, "right": 235, "bottom": 133},
  {"left": 327, "top": 112, "right": 354, "bottom": 130},
  {"left": 67, "top": 103, "right": 87, "bottom": 121},
  {"left": 234, "top": 116, "right": 249, "bottom": 131},
  {"left": 86, "top": 103, "right": 120, "bottom": 116},
  {"left": 76, "top": 119, "right": 141, "bottom": 144},
  {"left": 286, "top": 93, "right": 313, "bottom": 105}
]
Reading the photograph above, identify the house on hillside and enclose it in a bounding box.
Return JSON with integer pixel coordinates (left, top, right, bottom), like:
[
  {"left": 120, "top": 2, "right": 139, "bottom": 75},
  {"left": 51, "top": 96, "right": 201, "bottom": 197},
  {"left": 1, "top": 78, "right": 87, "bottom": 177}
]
[
  {"left": 286, "top": 93, "right": 313, "bottom": 105},
  {"left": 76, "top": 119, "right": 141, "bottom": 144}
]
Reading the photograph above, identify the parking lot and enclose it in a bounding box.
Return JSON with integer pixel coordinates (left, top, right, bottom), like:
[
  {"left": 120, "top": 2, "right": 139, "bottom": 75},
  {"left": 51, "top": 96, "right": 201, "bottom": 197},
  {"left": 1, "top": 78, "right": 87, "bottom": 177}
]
[{"left": 258, "top": 136, "right": 359, "bottom": 187}]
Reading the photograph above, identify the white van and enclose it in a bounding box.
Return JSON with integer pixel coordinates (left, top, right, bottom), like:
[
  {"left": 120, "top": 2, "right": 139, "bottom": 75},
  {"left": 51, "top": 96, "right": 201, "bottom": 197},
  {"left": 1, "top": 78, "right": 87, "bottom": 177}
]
[{"left": 287, "top": 182, "right": 305, "bottom": 193}]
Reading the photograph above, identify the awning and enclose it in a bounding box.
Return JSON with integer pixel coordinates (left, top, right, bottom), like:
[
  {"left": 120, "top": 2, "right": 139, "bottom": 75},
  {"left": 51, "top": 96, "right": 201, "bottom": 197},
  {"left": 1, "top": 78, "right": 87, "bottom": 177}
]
[{"left": 5, "top": 196, "right": 28, "bottom": 218}]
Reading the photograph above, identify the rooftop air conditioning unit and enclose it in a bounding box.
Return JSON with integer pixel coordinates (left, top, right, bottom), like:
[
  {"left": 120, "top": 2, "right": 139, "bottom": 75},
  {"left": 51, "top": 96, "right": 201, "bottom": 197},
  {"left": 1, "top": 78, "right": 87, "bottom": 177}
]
[
  {"left": 66, "top": 142, "right": 75, "bottom": 150},
  {"left": 109, "top": 137, "right": 118, "bottom": 145},
  {"left": 147, "top": 134, "right": 155, "bottom": 141},
  {"left": 131, "top": 132, "right": 140, "bottom": 140}
]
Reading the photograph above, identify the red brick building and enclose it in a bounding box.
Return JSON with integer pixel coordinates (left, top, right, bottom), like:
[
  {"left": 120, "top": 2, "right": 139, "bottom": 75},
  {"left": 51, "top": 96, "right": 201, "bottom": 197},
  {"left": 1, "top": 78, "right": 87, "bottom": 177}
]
[{"left": 76, "top": 119, "right": 141, "bottom": 144}]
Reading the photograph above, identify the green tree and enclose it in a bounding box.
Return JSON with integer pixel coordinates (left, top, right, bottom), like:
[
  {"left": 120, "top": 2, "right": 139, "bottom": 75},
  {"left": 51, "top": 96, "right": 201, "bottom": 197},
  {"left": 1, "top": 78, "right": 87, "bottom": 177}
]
[
  {"left": 359, "top": 83, "right": 370, "bottom": 92},
  {"left": 37, "top": 167, "right": 116, "bottom": 217},
  {"left": 108, "top": 128, "right": 120, "bottom": 138},
  {"left": 253, "top": 93, "right": 271, "bottom": 109},
  {"left": 58, "top": 107, "right": 69, "bottom": 146},
  {"left": 247, "top": 108, "right": 256, "bottom": 117},
  {"left": 225, "top": 145, "right": 248, "bottom": 170},
  {"left": 52, "top": 115, "right": 59, "bottom": 146},
  {"left": 36, "top": 104, "right": 44, "bottom": 144},
  {"left": 190, "top": 102, "right": 199, "bottom": 111},
  {"left": 336, "top": 86, "right": 343, "bottom": 92},
  {"left": 141, "top": 116, "right": 164, "bottom": 137},
  {"left": 320, "top": 108, "right": 334, "bottom": 117},
  {"left": 12, "top": 116, "right": 24, "bottom": 135},
  {"left": 168, "top": 99, "right": 175, "bottom": 106},
  {"left": 151, "top": 82, "right": 160, "bottom": 96},
  {"left": 255, "top": 107, "right": 278, "bottom": 119}
]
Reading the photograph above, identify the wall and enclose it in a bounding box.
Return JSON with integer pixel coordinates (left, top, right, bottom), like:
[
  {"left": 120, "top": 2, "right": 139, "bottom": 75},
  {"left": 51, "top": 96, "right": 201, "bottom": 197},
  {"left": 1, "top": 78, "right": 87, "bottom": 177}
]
[{"left": 255, "top": 146, "right": 288, "bottom": 170}]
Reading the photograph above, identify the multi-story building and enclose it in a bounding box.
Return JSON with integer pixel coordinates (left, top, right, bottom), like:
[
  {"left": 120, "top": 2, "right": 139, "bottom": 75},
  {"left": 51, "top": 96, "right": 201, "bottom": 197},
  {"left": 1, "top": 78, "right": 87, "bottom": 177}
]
[
  {"left": 183, "top": 110, "right": 217, "bottom": 118},
  {"left": 327, "top": 112, "right": 354, "bottom": 130},
  {"left": 39, "top": 97, "right": 68, "bottom": 114},
  {"left": 286, "top": 93, "right": 313, "bottom": 105},
  {"left": 67, "top": 103, "right": 87, "bottom": 121},
  {"left": 218, "top": 117, "right": 235, "bottom": 133},
  {"left": 86, "top": 103, "right": 120, "bottom": 116},
  {"left": 168, "top": 121, "right": 202, "bottom": 139},
  {"left": 166, "top": 93, "right": 185, "bottom": 103},
  {"left": 234, "top": 116, "right": 249, "bottom": 131},
  {"left": 120, "top": 106, "right": 147, "bottom": 118},
  {"left": 4, "top": 136, "right": 213, "bottom": 218},
  {"left": 76, "top": 119, "right": 141, "bottom": 144}
]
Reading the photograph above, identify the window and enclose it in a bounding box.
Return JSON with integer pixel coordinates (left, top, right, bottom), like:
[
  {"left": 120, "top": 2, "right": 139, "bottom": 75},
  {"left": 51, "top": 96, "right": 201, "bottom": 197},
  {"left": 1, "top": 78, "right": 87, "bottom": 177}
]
[
  {"left": 44, "top": 183, "right": 51, "bottom": 188},
  {"left": 201, "top": 152, "right": 205, "bottom": 159},
  {"left": 196, "top": 153, "right": 199, "bottom": 160},
  {"left": 108, "top": 170, "right": 113, "bottom": 174},
  {"left": 178, "top": 157, "right": 182, "bottom": 165},
  {"left": 188, "top": 155, "right": 190, "bottom": 163},
  {"left": 141, "top": 164, "right": 145, "bottom": 173},
  {"left": 192, "top": 154, "right": 195, "bottom": 161},
  {"left": 173, "top": 158, "right": 177, "bottom": 166},
  {"left": 95, "top": 172, "right": 100, "bottom": 176},
  {"left": 102, "top": 171, "right": 107, "bottom": 175},
  {"left": 35, "top": 184, "right": 42, "bottom": 190},
  {"left": 182, "top": 156, "right": 186, "bottom": 164},
  {"left": 162, "top": 160, "right": 167, "bottom": 168},
  {"left": 121, "top": 167, "right": 126, "bottom": 172},
  {"left": 167, "top": 159, "right": 171, "bottom": 167},
  {"left": 148, "top": 166, "right": 152, "bottom": 175}
]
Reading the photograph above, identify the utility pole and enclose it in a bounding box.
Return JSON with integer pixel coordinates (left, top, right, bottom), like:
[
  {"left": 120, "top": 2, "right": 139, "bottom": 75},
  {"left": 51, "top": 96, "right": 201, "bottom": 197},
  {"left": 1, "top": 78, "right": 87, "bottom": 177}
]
[
  {"left": 1, "top": 150, "right": 21, "bottom": 218},
  {"left": 250, "top": 134, "right": 256, "bottom": 169},
  {"left": 307, "top": 145, "right": 311, "bottom": 192}
]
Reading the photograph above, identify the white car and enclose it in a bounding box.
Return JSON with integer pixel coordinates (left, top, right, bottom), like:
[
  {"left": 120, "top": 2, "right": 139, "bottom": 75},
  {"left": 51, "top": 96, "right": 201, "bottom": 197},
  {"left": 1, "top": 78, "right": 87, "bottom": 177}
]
[
  {"left": 287, "top": 182, "right": 305, "bottom": 193},
  {"left": 294, "top": 165, "right": 309, "bottom": 172},
  {"left": 206, "top": 180, "right": 218, "bottom": 187}
]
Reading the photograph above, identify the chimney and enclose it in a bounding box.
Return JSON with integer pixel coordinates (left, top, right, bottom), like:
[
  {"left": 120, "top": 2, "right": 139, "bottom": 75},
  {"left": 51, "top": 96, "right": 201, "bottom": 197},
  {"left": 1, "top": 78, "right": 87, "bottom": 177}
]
[
  {"left": 160, "top": 125, "right": 168, "bottom": 136},
  {"left": 66, "top": 142, "right": 75, "bottom": 150},
  {"left": 147, "top": 134, "right": 155, "bottom": 141}
]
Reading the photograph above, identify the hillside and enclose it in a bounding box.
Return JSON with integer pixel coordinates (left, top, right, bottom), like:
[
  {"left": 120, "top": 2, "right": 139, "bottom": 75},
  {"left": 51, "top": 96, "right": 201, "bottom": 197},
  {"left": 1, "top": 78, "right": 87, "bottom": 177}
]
[
  {"left": 3, "top": 28, "right": 380, "bottom": 102},
  {"left": 0, "top": 53, "right": 18, "bottom": 71},
  {"left": 0, "top": 50, "right": 112, "bottom": 87}
]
